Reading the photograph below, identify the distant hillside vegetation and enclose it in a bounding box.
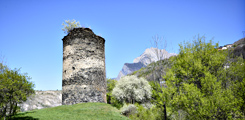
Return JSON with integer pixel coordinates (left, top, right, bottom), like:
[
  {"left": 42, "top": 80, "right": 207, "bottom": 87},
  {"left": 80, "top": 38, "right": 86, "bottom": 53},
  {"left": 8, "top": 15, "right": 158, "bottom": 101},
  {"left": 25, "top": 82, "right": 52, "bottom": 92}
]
[
  {"left": 130, "top": 58, "right": 172, "bottom": 86},
  {"left": 233, "top": 37, "right": 245, "bottom": 46},
  {"left": 233, "top": 38, "right": 245, "bottom": 59}
]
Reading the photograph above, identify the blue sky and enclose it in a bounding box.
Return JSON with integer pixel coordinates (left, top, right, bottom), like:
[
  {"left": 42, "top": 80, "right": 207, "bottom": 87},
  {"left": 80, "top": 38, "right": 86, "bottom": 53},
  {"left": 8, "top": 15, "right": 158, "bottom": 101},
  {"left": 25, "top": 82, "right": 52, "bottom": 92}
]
[{"left": 0, "top": 0, "right": 244, "bottom": 90}]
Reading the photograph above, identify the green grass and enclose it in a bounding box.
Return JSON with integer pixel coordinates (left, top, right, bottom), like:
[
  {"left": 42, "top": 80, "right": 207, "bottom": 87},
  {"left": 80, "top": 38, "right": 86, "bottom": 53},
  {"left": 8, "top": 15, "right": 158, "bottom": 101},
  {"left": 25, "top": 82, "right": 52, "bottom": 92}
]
[{"left": 10, "top": 102, "right": 130, "bottom": 120}]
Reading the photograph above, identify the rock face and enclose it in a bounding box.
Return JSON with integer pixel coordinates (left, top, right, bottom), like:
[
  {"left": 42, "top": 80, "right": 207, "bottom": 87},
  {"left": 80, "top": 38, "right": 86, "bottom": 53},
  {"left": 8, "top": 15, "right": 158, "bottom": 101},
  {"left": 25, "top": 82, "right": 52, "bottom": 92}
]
[
  {"left": 62, "top": 28, "right": 106, "bottom": 105},
  {"left": 19, "top": 90, "right": 62, "bottom": 112},
  {"left": 116, "top": 48, "right": 177, "bottom": 80},
  {"left": 116, "top": 62, "right": 145, "bottom": 80}
]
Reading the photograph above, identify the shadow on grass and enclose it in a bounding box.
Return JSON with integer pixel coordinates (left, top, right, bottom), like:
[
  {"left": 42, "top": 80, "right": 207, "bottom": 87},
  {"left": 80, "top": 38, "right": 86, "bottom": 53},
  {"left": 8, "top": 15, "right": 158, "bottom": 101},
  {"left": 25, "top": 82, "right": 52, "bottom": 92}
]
[{"left": 8, "top": 111, "right": 39, "bottom": 120}]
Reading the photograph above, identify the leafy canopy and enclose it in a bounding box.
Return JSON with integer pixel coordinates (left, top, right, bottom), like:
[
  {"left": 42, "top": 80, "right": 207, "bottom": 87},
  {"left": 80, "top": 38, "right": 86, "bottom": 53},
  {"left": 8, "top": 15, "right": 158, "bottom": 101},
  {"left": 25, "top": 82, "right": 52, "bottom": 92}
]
[
  {"left": 0, "top": 64, "right": 35, "bottom": 119},
  {"left": 161, "top": 36, "right": 245, "bottom": 119}
]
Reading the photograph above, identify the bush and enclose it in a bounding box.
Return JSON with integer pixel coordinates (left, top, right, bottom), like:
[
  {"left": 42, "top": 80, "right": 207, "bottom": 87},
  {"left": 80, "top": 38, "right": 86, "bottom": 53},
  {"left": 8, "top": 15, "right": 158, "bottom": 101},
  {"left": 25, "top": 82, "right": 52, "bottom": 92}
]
[
  {"left": 110, "top": 96, "right": 123, "bottom": 109},
  {"left": 129, "top": 104, "right": 162, "bottom": 120},
  {"left": 120, "top": 104, "right": 137, "bottom": 116},
  {"left": 62, "top": 19, "right": 81, "bottom": 34},
  {"left": 112, "top": 75, "right": 152, "bottom": 104}
]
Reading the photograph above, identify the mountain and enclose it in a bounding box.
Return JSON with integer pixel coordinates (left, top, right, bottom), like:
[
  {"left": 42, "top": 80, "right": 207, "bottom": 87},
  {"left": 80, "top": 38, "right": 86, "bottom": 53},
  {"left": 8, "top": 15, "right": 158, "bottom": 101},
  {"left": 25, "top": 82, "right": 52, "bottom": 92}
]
[{"left": 116, "top": 48, "right": 177, "bottom": 80}]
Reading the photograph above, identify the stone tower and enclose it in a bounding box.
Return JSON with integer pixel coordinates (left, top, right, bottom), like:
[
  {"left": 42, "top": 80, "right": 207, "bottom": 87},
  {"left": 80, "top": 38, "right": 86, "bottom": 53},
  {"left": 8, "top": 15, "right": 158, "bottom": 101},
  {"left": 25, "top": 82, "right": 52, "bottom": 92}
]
[{"left": 62, "top": 28, "right": 106, "bottom": 105}]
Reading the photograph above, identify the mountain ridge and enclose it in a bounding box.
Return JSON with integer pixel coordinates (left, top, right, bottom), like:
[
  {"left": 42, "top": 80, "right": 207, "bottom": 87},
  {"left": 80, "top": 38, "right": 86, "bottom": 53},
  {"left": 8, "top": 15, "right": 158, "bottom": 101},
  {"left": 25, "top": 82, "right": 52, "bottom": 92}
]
[{"left": 116, "top": 48, "right": 177, "bottom": 80}]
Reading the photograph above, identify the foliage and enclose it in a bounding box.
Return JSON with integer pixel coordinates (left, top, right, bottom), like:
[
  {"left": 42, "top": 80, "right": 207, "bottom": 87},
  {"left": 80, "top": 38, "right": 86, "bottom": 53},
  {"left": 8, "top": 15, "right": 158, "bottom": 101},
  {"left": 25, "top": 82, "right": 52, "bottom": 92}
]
[
  {"left": 106, "top": 78, "right": 117, "bottom": 103},
  {"left": 106, "top": 78, "right": 123, "bottom": 109},
  {"left": 149, "top": 81, "right": 169, "bottom": 119},
  {"left": 129, "top": 104, "right": 163, "bottom": 120},
  {"left": 223, "top": 56, "right": 245, "bottom": 116},
  {"left": 161, "top": 35, "right": 245, "bottom": 119},
  {"left": 109, "top": 96, "right": 124, "bottom": 109},
  {"left": 120, "top": 104, "right": 137, "bottom": 117},
  {"left": 10, "top": 102, "right": 130, "bottom": 120},
  {"left": 112, "top": 75, "right": 152, "bottom": 104},
  {"left": 0, "top": 64, "right": 35, "bottom": 120},
  {"left": 62, "top": 19, "right": 81, "bottom": 34}
]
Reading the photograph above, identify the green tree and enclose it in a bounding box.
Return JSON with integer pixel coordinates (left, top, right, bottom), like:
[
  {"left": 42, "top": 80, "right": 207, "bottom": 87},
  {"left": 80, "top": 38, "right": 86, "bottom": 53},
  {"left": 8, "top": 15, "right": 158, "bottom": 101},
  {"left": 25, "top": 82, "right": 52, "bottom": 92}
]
[
  {"left": 106, "top": 78, "right": 123, "bottom": 109},
  {"left": 223, "top": 55, "right": 245, "bottom": 117},
  {"left": 0, "top": 64, "right": 35, "bottom": 120},
  {"left": 107, "top": 78, "right": 117, "bottom": 104},
  {"left": 161, "top": 36, "right": 244, "bottom": 119},
  {"left": 62, "top": 19, "right": 81, "bottom": 34},
  {"left": 112, "top": 75, "right": 152, "bottom": 104}
]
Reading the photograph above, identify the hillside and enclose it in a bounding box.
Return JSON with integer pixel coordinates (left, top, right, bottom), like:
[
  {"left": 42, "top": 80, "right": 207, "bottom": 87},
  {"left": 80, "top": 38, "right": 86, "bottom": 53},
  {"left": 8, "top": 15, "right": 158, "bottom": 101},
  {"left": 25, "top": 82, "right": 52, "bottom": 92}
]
[
  {"left": 233, "top": 37, "right": 245, "bottom": 59},
  {"left": 130, "top": 58, "right": 172, "bottom": 87},
  {"left": 12, "top": 102, "right": 130, "bottom": 120}
]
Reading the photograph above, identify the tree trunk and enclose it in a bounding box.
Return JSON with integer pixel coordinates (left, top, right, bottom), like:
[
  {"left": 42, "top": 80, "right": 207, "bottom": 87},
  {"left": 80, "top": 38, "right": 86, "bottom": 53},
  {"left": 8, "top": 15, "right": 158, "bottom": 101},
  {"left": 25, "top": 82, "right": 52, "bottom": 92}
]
[
  {"left": 163, "top": 104, "right": 167, "bottom": 120},
  {"left": 3, "top": 106, "right": 7, "bottom": 120},
  {"left": 13, "top": 102, "right": 18, "bottom": 116},
  {"left": 108, "top": 96, "right": 111, "bottom": 104}
]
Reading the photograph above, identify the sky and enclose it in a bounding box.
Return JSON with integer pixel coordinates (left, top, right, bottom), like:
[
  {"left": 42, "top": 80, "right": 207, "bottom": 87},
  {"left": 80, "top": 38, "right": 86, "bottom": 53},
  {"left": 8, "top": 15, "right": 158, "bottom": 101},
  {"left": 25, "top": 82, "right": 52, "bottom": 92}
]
[{"left": 0, "top": 0, "right": 244, "bottom": 90}]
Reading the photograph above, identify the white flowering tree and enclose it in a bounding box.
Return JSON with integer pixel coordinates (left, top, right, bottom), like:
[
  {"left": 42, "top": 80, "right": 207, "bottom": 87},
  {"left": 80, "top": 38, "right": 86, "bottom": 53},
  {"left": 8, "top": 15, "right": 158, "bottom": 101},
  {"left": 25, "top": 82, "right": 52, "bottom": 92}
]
[{"left": 112, "top": 75, "right": 152, "bottom": 104}]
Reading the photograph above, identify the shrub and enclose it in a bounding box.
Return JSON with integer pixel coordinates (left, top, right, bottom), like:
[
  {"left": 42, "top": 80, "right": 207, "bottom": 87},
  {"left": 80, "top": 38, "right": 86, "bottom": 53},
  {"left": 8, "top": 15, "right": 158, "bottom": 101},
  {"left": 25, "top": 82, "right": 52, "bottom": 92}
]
[
  {"left": 129, "top": 104, "right": 162, "bottom": 120},
  {"left": 62, "top": 19, "right": 81, "bottom": 34},
  {"left": 112, "top": 75, "right": 152, "bottom": 104},
  {"left": 120, "top": 104, "right": 137, "bottom": 116}
]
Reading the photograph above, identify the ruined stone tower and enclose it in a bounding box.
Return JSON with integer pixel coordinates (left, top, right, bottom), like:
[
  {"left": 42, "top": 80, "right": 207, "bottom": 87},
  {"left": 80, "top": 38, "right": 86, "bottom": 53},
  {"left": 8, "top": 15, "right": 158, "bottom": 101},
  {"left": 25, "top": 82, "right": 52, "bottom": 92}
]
[{"left": 62, "top": 28, "right": 106, "bottom": 105}]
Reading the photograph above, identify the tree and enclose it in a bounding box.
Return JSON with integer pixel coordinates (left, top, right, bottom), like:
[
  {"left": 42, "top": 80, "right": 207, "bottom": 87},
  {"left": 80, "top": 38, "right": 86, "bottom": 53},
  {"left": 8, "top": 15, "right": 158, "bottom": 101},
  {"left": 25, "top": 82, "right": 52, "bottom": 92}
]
[
  {"left": 62, "top": 19, "right": 81, "bottom": 34},
  {"left": 149, "top": 35, "right": 170, "bottom": 120},
  {"left": 106, "top": 78, "right": 117, "bottom": 104},
  {"left": 161, "top": 35, "right": 244, "bottom": 119},
  {"left": 148, "top": 35, "right": 169, "bottom": 83},
  {"left": 106, "top": 78, "right": 123, "bottom": 109},
  {"left": 112, "top": 75, "right": 152, "bottom": 104},
  {"left": 0, "top": 65, "right": 35, "bottom": 120}
]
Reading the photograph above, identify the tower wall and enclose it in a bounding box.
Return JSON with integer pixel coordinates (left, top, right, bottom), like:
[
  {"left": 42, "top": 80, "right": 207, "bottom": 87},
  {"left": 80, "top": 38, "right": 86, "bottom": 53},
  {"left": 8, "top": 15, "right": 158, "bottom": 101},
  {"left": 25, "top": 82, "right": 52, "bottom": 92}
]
[{"left": 62, "top": 28, "right": 106, "bottom": 105}]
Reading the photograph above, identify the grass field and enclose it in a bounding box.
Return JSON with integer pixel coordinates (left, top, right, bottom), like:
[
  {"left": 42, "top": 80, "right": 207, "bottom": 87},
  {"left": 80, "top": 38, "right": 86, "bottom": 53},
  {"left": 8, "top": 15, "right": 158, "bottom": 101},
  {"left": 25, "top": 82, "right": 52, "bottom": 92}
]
[{"left": 9, "top": 102, "right": 130, "bottom": 120}]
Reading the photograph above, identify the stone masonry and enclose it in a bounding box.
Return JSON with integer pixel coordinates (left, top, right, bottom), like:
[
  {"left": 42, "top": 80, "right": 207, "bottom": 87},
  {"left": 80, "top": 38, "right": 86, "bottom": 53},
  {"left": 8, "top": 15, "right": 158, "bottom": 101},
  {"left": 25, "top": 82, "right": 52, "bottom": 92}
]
[{"left": 62, "top": 28, "right": 106, "bottom": 105}]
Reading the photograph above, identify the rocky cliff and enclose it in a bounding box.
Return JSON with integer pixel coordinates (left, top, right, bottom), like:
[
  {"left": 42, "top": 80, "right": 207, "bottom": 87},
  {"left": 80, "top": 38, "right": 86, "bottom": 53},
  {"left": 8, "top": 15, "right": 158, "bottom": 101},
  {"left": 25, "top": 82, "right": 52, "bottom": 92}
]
[
  {"left": 116, "top": 48, "right": 177, "bottom": 80},
  {"left": 19, "top": 90, "right": 62, "bottom": 112}
]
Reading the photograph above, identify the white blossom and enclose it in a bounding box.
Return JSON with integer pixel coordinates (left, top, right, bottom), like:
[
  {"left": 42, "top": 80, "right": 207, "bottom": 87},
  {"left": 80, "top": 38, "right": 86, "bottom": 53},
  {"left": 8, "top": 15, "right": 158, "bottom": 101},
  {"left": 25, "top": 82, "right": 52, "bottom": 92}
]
[{"left": 112, "top": 75, "right": 152, "bottom": 103}]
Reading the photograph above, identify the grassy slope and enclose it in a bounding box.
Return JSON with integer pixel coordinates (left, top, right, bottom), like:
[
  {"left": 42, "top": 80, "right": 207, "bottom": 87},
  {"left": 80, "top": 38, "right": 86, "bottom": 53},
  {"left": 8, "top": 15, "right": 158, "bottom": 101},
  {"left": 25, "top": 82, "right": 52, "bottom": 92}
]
[{"left": 11, "top": 102, "right": 130, "bottom": 120}]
